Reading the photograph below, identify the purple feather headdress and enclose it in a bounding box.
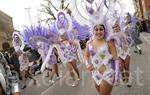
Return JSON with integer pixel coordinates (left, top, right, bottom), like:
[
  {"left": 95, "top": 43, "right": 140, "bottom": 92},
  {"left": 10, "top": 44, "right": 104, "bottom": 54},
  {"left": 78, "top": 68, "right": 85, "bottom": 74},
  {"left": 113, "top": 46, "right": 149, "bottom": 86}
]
[
  {"left": 83, "top": 0, "right": 126, "bottom": 34},
  {"left": 71, "top": 19, "right": 90, "bottom": 40},
  {"left": 20, "top": 24, "right": 54, "bottom": 49}
]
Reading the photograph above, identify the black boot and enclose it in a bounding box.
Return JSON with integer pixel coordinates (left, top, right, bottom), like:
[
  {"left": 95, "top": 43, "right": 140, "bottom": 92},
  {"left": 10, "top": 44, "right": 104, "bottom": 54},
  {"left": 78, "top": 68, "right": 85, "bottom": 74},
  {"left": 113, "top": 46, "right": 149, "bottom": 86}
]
[
  {"left": 134, "top": 50, "right": 137, "bottom": 53},
  {"left": 139, "top": 49, "right": 142, "bottom": 55}
]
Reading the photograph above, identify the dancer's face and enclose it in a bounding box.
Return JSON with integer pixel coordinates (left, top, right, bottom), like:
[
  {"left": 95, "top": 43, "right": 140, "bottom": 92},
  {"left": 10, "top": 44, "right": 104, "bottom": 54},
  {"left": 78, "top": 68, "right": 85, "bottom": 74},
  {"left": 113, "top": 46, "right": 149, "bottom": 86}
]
[
  {"left": 93, "top": 25, "right": 105, "bottom": 39},
  {"left": 113, "top": 24, "right": 120, "bottom": 33}
]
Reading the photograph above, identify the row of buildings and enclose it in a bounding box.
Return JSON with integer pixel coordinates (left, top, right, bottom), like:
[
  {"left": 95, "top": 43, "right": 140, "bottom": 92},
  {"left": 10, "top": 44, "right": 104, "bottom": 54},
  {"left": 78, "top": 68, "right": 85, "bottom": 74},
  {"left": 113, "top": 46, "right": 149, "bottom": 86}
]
[
  {"left": 134, "top": 0, "right": 150, "bottom": 19},
  {"left": 0, "top": 10, "right": 14, "bottom": 50}
]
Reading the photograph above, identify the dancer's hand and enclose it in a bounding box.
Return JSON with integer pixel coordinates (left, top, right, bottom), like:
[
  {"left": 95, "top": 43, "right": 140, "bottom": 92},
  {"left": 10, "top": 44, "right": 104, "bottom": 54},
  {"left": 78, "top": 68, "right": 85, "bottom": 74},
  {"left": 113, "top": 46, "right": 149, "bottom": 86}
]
[{"left": 87, "top": 64, "right": 95, "bottom": 71}]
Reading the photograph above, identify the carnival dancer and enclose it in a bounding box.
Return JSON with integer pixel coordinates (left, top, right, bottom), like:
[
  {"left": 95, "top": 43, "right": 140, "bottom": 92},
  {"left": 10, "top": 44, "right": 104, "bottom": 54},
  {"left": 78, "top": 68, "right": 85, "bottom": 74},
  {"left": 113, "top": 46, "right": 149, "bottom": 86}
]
[
  {"left": 18, "top": 52, "right": 36, "bottom": 89},
  {"left": 111, "top": 23, "right": 132, "bottom": 87},
  {"left": 66, "top": 9, "right": 90, "bottom": 64},
  {"left": 78, "top": 0, "right": 122, "bottom": 94},
  {"left": 48, "top": 47, "right": 62, "bottom": 83},
  {"left": 125, "top": 13, "right": 142, "bottom": 55},
  {"left": 55, "top": 11, "right": 81, "bottom": 87},
  {"left": 84, "top": 23, "right": 120, "bottom": 95},
  {"left": 43, "top": 38, "right": 62, "bottom": 84},
  {"left": 36, "top": 41, "right": 51, "bottom": 77},
  {"left": 60, "top": 33, "right": 80, "bottom": 87},
  {"left": 16, "top": 25, "right": 51, "bottom": 77},
  {"left": 18, "top": 25, "right": 62, "bottom": 83}
]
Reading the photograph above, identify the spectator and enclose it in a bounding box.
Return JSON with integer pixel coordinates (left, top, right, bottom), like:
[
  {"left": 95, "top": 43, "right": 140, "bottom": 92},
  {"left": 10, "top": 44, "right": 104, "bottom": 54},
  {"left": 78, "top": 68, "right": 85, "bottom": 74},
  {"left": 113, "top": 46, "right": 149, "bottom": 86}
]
[
  {"left": 10, "top": 49, "right": 22, "bottom": 80},
  {"left": 146, "top": 18, "right": 150, "bottom": 33},
  {"left": 141, "top": 16, "right": 147, "bottom": 32},
  {"left": 19, "top": 52, "right": 36, "bottom": 89}
]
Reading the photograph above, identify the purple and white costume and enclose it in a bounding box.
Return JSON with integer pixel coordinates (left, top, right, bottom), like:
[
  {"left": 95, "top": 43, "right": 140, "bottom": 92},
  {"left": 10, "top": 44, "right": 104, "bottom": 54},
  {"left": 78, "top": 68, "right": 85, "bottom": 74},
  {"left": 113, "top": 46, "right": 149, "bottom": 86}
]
[
  {"left": 109, "top": 32, "right": 131, "bottom": 60},
  {"left": 54, "top": 10, "right": 90, "bottom": 64},
  {"left": 37, "top": 41, "right": 47, "bottom": 63},
  {"left": 48, "top": 47, "right": 57, "bottom": 65},
  {"left": 86, "top": 40, "right": 115, "bottom": 85},
  {"left": 14, "top": 24, "right": 59, "bottom": 72},
  {"left": 19, "top": 54, "right": 29, "bottom": 71},
  {"left": 70, "top": 0, "right": 125, "bottom": 86},
  {"left": 60, "top": 41, "right": 78, "bottom": 63}
]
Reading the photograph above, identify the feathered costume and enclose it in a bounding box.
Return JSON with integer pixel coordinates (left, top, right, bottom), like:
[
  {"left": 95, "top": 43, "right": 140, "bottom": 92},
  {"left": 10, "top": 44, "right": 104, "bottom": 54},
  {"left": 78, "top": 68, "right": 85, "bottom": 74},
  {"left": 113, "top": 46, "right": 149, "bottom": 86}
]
[
  {"left": 12, "top": 24, "right": 58, "bottom": 72},
  {"left": 68, "top": 0, "right": 129, "bottom": 85},
  {"left": 107, "top": 15, "right": 132, "bottom": 60},
  {"left": 124, "top": 15, "right": 143, "bottom": 47},
  {"left": 53, "top": 10, "right": 91, "bottom": 65},
  {"left": 12, "top": 9, "right": 90, "bottom": 72}
]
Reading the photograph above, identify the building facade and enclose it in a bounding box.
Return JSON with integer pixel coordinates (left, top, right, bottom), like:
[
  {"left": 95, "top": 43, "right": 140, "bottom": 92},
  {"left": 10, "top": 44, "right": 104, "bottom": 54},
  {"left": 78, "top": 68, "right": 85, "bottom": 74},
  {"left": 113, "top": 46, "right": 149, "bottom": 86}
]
[
  {"left": 134, "top": 0, "right": 150, "bottom": 18},
  {"left": 0, "top": 10, "right": 14, "bottom": 50},
  {"left": 141, "top": 0, "right": 150, "bottom": 13}
]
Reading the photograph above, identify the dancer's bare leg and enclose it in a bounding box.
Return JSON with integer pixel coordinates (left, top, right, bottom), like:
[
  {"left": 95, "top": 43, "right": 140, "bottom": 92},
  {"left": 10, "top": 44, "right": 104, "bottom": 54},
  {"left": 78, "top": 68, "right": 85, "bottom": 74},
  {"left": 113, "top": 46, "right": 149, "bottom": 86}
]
[
  {"left": 99, "top": 80, "right": 113, "bottom": 95},
  {"left": 71, "top": 60, "right": 80, "bottom": 79},
  {"left": 66, "top": 62, "right": 75, "bottom": 80},
  {"left": 124, "top": 56, "right": 130, "bottom": 83}
]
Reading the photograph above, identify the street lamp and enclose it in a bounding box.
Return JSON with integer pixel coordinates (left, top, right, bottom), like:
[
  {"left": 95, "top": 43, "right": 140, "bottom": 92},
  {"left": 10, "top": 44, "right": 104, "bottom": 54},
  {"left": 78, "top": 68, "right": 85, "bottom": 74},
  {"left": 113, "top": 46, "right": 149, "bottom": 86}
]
[{"left": 25, "top": 7, "right": 32, "bottom": 26}]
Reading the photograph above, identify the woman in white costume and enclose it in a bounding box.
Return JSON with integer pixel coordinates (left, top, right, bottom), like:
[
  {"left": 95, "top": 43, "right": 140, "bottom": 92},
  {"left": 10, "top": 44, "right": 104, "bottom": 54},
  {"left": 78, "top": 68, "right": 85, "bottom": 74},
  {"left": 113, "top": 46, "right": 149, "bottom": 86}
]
[
  {"left": 111, "top": 23, "right": 132, "bottom": 87},
  {"left": 55, "top": 11, "right": 81, "bottom": 87},
  {"left": 18, "top": 52, "right": 36, "bottom": 89},
  {"left": 84, "top": 24, "right": 119, "bottom": 95}
]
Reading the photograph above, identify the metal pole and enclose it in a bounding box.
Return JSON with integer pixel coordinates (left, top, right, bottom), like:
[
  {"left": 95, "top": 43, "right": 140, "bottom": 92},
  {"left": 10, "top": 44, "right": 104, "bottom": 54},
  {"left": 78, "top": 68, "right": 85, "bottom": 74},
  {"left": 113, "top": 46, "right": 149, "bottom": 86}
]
[{"left": 25, "top": 7, "right": 32, "bottom": 26}]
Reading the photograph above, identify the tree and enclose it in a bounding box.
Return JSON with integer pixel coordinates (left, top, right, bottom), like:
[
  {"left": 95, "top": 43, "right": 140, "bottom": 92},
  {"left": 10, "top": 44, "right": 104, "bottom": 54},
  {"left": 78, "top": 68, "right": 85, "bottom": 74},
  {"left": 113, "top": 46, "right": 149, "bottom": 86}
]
[{"left": 38, "top": 0, "right": 70, "bottom": 24}]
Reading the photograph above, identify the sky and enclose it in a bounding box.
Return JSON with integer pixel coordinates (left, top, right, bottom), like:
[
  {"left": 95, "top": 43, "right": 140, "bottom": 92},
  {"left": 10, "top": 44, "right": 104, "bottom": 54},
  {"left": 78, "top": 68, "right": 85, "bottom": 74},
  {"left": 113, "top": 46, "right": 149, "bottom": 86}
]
[
  {"left": 0, "top": 0, "right": 135, "bottom": 31},
  {"left": 0, "top": 0, "right": 44, "bottom": 30}
]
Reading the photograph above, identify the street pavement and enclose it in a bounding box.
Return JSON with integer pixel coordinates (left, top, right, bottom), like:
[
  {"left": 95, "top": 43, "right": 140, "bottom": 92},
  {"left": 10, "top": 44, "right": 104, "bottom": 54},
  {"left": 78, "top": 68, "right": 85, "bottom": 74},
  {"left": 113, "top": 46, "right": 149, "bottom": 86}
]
[{"left": 21, "top": 32, "right": 150, "bottom": 95}]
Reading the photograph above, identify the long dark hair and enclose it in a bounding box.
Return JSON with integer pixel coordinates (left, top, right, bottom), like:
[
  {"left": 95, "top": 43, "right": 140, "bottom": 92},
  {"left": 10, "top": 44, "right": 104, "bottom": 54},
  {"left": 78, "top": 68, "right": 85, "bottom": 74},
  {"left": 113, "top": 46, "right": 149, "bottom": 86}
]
[
  {"left": 93, "top": 24, "right": 107, "bottom": 39},
  {"left": 93, "top": 24, "right": 105, "bottom": 31}
]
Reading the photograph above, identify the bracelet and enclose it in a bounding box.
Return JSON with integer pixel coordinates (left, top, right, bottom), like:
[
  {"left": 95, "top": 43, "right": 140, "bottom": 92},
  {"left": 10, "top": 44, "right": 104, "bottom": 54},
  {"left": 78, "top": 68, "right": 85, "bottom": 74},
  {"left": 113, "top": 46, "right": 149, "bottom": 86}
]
[
  {"left": 114, "top": 59, "right": 120, "bottom": 70},
  {"left": 114, "top": 59, "right": 120, "bottom": 81},
  {"left": 85, "top": 60, "right": 91, "bottom": 67}
]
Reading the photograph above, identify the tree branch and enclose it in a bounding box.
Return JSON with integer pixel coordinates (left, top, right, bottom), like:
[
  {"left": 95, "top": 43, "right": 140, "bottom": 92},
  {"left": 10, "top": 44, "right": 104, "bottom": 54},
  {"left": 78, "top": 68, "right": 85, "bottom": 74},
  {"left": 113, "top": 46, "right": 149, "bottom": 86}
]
[
  {"left": 61, "top": 0, "right": 64, "bottom": 9},
  {"left": 63, "top": 3, "right": 69, "bottom": 10},
  {"left": 48, "top": 1, "right": 59, "bottom": 11},
  {"left": 46, "top": 7, "right": 56, "bottom": 20},
  {"left": 38, "top": 0, "right": 69, "bottom": 23}
]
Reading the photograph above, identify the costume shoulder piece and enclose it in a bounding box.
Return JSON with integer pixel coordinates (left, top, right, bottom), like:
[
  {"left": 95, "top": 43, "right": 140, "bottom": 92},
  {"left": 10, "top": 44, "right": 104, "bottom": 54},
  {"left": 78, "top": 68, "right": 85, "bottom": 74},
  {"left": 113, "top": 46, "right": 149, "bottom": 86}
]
[{"left": 12, "top": 31, "right": 25, "bottom": 52}]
